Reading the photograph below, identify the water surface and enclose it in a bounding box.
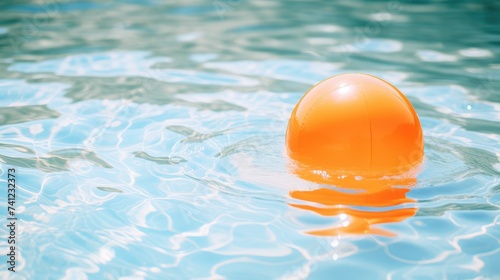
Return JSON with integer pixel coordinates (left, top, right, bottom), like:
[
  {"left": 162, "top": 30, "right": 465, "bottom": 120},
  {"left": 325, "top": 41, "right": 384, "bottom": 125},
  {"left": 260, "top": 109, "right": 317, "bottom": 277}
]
[{"left": 0, "top": 0, "right": 499, "bottom": 279}]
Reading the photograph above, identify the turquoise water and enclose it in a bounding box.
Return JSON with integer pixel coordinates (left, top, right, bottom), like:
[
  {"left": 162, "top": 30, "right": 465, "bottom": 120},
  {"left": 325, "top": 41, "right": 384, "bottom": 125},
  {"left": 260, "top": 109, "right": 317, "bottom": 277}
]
[{"left": 0, "top": 0, "right": 499, "bottom": 279}]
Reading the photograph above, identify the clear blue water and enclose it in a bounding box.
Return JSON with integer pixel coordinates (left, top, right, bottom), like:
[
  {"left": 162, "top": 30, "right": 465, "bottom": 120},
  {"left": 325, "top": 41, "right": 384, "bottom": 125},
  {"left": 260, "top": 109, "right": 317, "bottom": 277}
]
[{"left": 0, "top": 0, "right": 499, "bottom": 279}]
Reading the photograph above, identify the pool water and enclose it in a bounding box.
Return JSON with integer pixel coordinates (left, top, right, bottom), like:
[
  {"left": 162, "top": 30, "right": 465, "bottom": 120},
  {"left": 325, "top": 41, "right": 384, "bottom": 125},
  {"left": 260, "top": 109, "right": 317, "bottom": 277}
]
[{"left": 0, "top": 0, "right": 499, "bottom": 279}]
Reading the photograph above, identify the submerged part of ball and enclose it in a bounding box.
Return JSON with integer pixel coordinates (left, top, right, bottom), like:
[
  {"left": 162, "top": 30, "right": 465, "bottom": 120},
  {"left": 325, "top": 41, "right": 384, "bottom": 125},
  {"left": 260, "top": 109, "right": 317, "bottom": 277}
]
[{"left": 286, "top": 73, "right": 423, "bottom": 177}]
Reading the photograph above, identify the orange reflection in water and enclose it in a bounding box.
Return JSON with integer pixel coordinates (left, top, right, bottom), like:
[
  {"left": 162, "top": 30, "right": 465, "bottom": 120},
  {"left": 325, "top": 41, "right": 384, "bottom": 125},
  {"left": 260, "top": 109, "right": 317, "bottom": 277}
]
[{"left": 289, "top": 169, "right": 418, "bottom": 237}]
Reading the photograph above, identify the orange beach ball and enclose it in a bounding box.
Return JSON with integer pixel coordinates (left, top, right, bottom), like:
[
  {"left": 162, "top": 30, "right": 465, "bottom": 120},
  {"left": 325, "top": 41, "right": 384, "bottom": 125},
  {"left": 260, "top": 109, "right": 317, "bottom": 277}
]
[{"left": 285, "top": 73, "right": 423, "bottom": 177}]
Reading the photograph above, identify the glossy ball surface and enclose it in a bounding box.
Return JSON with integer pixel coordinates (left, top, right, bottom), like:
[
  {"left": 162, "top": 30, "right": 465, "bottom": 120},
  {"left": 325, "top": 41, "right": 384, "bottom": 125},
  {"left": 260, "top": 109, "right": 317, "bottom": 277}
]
[{"left": 286, "top": 73, "right": 423, "bottom": 176}]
